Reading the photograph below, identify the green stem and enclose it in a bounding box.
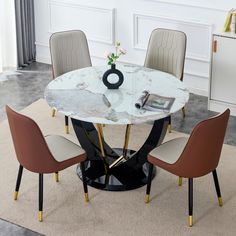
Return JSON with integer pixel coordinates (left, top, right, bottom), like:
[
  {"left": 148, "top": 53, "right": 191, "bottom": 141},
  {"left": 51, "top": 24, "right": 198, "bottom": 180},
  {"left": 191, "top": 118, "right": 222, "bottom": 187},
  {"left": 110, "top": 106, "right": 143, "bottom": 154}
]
[{"left": 115, "top": 47, "right": 118, "bottom": 64}]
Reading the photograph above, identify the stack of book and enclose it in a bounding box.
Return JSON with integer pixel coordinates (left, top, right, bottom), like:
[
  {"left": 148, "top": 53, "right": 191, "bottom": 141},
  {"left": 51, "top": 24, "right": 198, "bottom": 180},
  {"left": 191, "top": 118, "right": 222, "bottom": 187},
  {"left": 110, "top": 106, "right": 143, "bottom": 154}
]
[{"left": 223, "top": 9, "right": 236, "bottom": 33}]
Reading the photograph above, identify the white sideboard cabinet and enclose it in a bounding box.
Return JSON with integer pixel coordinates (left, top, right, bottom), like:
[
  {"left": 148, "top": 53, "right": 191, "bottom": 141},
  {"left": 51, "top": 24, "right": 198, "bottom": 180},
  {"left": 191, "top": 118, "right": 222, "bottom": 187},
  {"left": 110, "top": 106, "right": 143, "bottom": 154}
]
[{"left": 209, "top": 32, "right": 236, "bottom": 116}]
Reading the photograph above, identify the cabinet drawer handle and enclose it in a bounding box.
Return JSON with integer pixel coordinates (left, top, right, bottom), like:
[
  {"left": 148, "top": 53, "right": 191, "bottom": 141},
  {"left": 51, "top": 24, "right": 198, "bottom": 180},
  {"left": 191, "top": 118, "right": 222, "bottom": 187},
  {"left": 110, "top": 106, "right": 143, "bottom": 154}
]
[{"left": 213, "top": 40, "right": 217, "bottom": 53}]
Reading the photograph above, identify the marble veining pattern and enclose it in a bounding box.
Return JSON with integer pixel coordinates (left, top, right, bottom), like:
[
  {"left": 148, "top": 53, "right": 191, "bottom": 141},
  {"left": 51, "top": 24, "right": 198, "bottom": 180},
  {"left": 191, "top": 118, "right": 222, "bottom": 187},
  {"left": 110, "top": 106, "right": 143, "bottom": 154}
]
[{"left": 45, "top": 64, "right": 189, "bottom": 124}]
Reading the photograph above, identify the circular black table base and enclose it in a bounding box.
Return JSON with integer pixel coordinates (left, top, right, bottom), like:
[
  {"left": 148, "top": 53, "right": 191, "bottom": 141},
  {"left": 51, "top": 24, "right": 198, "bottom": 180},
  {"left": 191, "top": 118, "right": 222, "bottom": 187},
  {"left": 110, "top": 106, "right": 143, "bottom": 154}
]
[
  {"left": 77, "top": 148, "right": 156, "bottom": 191},
  {"left": 72, "top": 118, "right": 169, "bottom": 192}
]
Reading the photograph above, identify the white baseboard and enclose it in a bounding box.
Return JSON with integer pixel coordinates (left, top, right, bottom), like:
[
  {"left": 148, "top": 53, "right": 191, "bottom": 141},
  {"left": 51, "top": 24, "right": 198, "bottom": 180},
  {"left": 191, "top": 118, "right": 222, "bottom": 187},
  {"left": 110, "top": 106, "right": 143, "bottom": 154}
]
[
  {"left": 188, "top": 87, "right": 208, "bottom": 96},
  {"left": 36, "top": 56, "right": 51, "bottom": 65},
  {"left": 209, "top": 100, "right": 236, "bottom": 116}
]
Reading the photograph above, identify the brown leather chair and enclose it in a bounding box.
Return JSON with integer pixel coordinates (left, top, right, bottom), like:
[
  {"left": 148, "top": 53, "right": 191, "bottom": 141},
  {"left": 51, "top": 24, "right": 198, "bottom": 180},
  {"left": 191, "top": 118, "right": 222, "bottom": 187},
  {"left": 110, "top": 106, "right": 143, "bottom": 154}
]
[
  {"left": 145, "top": 109, "right": 230, "bottom": 227},
  {"left": 6, "top": 105, "right": 89, "bottom": 222},
  {"left": 49, "top": 30, "right": 92, "bottom": 134}
]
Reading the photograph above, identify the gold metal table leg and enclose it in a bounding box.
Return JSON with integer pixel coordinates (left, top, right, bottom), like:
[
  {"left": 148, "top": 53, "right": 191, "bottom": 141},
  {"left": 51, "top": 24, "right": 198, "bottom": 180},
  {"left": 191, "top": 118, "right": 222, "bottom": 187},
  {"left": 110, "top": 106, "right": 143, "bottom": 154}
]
[
  {"left": 109, "top": 155, "right": 124, "bottom": 168},
  {"left": 96, "top": 124, "right": 106, "bottom": 157},
  {"left": 109, "top": 124, "right": 132, "bottom": 168},
  {"left": 96, "top": 124, "right": 108, "bottom": 173},
  {"left": 123, "top": 124, "right": 131, "bottom": 158}
]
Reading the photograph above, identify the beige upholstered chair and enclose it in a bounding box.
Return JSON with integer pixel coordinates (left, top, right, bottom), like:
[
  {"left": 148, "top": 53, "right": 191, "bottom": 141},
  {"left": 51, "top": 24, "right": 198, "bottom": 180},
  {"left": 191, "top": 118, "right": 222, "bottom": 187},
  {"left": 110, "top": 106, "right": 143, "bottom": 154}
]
[
  {"left": 144, "top": 28, "right": 187, "bottom": 132},
  {"left": 49, "top": 30, "right": 92, "bottom": 134}
]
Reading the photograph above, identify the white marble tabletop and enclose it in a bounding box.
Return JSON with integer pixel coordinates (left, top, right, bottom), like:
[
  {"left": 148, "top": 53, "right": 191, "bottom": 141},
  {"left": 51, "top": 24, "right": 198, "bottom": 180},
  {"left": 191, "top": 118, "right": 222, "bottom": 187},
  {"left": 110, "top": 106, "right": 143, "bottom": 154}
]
[{"left": 44, "top": 64, "right": 189, "bottom": 125}]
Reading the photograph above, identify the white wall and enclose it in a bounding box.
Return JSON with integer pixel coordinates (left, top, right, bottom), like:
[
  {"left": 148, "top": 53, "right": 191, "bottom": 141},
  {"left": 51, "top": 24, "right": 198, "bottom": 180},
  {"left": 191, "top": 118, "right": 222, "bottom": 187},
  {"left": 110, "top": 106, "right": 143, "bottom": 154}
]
[
  {"left": 0, "top": 0, "right": 17, "bottom": 71},
  {"left": 34, "top": 0, "right": 235, "bottom": 96}
]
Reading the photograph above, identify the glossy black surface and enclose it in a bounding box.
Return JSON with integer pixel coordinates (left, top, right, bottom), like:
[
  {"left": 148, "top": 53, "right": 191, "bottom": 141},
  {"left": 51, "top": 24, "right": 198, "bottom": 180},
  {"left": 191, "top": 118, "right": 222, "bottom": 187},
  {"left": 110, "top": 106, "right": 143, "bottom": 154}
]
[
  {"left": 146, "top": 163, "right": 154, "bottom": 195},
  {"left": 188, "top": 178, "right": 193, "bottom": 217},
  {"left": 15, "top": 165, "right": 23, "bottom": 194},
  {"left": 72, "top": 118, "right": 169, "bottom": 191},
  {"left": 212, "top": 170, "right": 222, "bottom": 199},
  {"left": 39, "top": 174, "right": 43, "bottom": 213},
  {"left": 102, "top": 64, "right": 124, "bottom": 89}
]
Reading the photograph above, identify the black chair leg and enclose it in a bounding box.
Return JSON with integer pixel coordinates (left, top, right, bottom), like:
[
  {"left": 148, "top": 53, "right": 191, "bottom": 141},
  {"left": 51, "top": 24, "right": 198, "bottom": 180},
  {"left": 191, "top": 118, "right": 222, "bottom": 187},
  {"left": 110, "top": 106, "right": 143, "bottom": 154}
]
[
  {"left": 182, "top": 107, "right": 186, "bottom": 118},
  {"left": 168, "top": 116, "right": 172, "bottom": 133},
  {"left": 145, "top": 163, "right": 154, "bottom": 203},
  {"left": 80, "top": 162, "right": 89, "bottom": 202},
  {"left": 38, "top": 173, "right": 43, "bottom": 222},
  {"left": 212, "top": 170, "right": 223, "bottom": 206},
  {"left": 14, "top": 165, "right": 23, "bottom": 200},
  {"left": 188, "top": 178, "right": 193, "bottom": 227},
  {"left": 65, "top": 116, "right": 69, "bottom": 134}
]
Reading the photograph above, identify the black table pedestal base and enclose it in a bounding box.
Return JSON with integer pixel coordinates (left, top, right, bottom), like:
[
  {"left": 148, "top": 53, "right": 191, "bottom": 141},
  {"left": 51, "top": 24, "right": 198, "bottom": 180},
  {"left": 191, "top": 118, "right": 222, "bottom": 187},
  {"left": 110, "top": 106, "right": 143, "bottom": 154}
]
[
  {"left": 77, "top": 148, "right": 156, "bottom": 191},
  {"left": 72, "top": 118, "right": 169, "bottom": 192}
]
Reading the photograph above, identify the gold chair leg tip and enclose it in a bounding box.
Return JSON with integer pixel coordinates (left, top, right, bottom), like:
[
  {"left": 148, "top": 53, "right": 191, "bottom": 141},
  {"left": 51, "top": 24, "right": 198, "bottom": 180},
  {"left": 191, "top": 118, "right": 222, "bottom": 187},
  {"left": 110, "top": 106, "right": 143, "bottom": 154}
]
[
  {"left": 14, "top": 191, "right": 18, "bottom": 200},
  {"left": 145, "top": 194, "right": 150, "bottom": 204},
  {"left": 218, "top": 197, "right": 223, "bottom": 207},
  {"left": 188, "top": 216, "right": 193, "bottom": 227},
  {"left": 38, "top": 211, "right": 43, "bottom": 222},
  {"left": 51, "top": 109, "right": 56, "bottom": 117},
  {"left": 84, "top": 193, "right": 89, "bottom": 202},
  {"left": 54, "top": 173, "right": 59, "bottom": 182},
  {"left": 178, "top": 177, "right": 183, "bottom": 186},
  {"left": 65, "top": 126, "right": 69, "bottom": 134},
  {"left": 168, "top": 125, "right": 172, "bottom": 133}
]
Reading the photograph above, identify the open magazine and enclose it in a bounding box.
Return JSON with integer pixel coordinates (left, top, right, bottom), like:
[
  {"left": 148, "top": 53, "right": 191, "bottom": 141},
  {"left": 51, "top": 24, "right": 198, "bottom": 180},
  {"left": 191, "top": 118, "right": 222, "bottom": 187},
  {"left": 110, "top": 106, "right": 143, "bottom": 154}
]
[{"left": 135, "top": 90, "right": 175, "bottom": 112}]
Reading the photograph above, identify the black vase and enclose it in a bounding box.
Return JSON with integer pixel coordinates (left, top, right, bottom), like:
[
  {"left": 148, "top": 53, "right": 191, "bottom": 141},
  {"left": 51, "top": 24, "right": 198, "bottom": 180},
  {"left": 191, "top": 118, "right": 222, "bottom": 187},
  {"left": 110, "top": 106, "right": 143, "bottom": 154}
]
[{"left": 102, "top": 64, "right": 124, "bottom": 89}]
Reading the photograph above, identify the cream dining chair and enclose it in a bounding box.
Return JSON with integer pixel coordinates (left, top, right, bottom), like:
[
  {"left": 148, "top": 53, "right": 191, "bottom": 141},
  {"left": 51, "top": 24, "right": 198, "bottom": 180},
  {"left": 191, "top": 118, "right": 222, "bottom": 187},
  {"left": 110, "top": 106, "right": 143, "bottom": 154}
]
[
  {"left": 144, "top": 28, "right": 187, "bottom": 133},
  {"left": 49, "top": 30, "right": 92, "bottom": 134}
]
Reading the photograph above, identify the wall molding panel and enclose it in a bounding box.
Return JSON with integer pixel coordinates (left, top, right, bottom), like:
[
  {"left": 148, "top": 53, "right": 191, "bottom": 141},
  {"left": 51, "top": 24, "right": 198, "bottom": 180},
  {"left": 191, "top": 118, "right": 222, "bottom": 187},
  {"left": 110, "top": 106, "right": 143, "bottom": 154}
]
[
  {"left": 133, "top": 13, "right": 213, "bottom": 63},
  {"left": 48, "top": 0, "right": 115, "bottom": 45},
  {"left": 145, "top": 0, "right": 229, "bottom": 12},
  {"left": 35, "top": 0, "right": 233, "bottom": 96}
]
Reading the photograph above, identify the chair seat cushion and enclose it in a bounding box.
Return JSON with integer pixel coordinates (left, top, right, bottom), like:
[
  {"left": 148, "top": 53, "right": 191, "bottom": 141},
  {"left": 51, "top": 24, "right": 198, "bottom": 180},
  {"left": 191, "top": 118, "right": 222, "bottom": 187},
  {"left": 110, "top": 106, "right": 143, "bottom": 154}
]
[
  {"left": 45, "top": 135, "right": 85, "bottom": 162},
  {"left": 149, "top": 137, "right": 188, "bottom": 164}
]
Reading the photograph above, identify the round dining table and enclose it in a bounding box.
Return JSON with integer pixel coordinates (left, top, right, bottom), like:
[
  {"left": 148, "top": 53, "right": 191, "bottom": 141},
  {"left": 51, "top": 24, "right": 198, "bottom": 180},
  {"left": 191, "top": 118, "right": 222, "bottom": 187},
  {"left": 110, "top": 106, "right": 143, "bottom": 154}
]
[{"left": 45, "top": 64, "right": 189, "bottom": 191}]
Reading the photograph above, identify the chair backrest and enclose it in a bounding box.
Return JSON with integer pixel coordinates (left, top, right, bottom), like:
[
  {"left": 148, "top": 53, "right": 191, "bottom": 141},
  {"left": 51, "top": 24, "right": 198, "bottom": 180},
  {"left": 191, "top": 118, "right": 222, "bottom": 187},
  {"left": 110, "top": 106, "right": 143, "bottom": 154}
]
[
  {"left": 144, "top": 28, "right": 187, "bottom": 80},
  {"left": 6, "top": 106, "right": 58, "bottom": 173},
  {"left": 175, "top": 109, "right": 230, "bottom": 178},
  {"left": 50, "top": 30, "right": 92, "bottom": 78}
]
